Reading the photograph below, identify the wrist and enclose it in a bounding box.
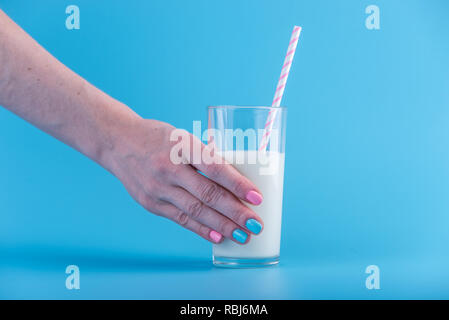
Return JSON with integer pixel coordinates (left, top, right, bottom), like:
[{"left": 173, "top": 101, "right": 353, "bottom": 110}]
[{"left": 88, "top": 98, "right": 143, "bottom": 176}]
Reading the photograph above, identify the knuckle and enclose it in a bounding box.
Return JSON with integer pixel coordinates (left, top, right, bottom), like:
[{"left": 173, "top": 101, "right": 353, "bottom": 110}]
[
  {"left": 175, "top": 211, "right": 189, "bottom": 226},
  {"left": 233, "top": 179, "right": 246, "bottom": 196},
  {"left": 219, "top": 220, "right": 235, "bottom": 235},
  {"left": 143, "top": 181, "right": 162, "bottom": 196},
  {"left": 143, "top": 183, "right": 155, "bottom": 195},
  {"left": 137, "top": 192, "right": 148, "bottom": 206},
  {"left": 138, "top": 193, "right": 153, "bottom": 209},
  {"left": 233, "top": 208, "right": 247, "bottom": 224},
  {"left": 171, "top": 163, "right": 183, "bottom": 177},
  {"left": 187, "top": 200, "right": 204, "bottom": 219},
  {"left": 198, "top": 225, "right": 210, "bottom": 237},
  {"left": 139, "top": 195, "right": 163, "bottom": 217},
  {"left": 208, "top": 163, "right": 224, "bottom": 179},
  {"left": 151, "top": 154, "right": 172, "bottom": 176},
  {"left": 159, "top": 165, "right": 170, "bottom": 177},
  {"left": 199, "top": 183, "right": 223, "bottom": 206},
  {"left": 156, "top": 161, "right": 171, "bottom": 177}
]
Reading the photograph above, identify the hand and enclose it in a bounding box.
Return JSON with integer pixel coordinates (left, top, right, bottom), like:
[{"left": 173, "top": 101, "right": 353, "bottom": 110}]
[
  {"left": 0, "top": 8, "right": 265, "bottom": 245},
  {"left": 104, "top": 118, "right": 264, "bottom": 244}
]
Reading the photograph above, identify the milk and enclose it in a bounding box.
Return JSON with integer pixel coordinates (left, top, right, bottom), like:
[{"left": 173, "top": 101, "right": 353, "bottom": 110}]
[{"left": 213, "top": 150, "right": 285, "bottom": 259}]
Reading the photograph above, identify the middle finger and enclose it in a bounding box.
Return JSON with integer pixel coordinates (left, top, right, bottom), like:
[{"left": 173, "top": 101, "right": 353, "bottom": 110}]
[{"left": 172, "top": 165, "right": 264, "bottom": 235}]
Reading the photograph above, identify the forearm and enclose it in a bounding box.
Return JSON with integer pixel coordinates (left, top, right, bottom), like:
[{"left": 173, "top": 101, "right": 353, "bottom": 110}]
[{"left": 0, "top": 9, "right": 141, "bottom": 170}]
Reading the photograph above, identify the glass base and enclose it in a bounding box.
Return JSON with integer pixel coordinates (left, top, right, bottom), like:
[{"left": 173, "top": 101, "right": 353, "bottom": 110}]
[{"left": 213, "top": 256, "right": 279, "bottom": 268}]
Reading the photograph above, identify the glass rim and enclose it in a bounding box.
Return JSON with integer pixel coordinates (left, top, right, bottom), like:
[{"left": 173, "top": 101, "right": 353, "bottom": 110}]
[{"left": 208, "top": 105, "right": 287, "bottom": 110}]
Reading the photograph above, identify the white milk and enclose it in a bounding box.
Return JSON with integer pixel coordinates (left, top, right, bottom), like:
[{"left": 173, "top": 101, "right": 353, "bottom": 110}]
[{"left": 213, "top": 150, "right": 285, "bottom": 259}]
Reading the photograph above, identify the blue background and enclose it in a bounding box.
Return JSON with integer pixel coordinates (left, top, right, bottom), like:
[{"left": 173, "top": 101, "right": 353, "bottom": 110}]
[{"left": 1, "top": 0, "right": 449, "bottom": 299}]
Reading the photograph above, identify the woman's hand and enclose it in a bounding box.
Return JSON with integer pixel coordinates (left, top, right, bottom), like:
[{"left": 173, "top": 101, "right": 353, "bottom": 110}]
[
  {"left": 0, "top": 9, "right": 263, "bottom": 245},
  {"left": 104, "top": 118, "right": 264, "bottom": 244}
]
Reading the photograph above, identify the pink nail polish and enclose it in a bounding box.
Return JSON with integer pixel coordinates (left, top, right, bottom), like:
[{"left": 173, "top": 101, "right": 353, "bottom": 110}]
[
  {"left": 209, "top": 230, "right": 223, "bottom": 243},
  {"left": 246, "top": 190, "right": 263, "bottom": 205}
]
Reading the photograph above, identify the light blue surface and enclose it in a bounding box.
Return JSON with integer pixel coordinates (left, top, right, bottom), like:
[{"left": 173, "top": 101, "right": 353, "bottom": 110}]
[{"left": 1, "top": 0, "right": 449, "bottom": 299}]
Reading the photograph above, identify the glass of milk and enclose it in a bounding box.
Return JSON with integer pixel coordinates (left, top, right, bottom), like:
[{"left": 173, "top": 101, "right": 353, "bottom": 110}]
[{"left": 208, "top": 106, "right": 287, "bottom": 268}]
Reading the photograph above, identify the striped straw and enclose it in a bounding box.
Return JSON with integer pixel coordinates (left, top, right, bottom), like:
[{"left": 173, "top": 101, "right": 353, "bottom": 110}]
[{"left": 259, "top": 25, "right": 302, "bottom": 151}]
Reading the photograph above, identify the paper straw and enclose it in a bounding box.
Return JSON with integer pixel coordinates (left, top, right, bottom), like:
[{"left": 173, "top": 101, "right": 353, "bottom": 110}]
[{"left": 259, "top": 25, "right": 302, "bottom": 151}]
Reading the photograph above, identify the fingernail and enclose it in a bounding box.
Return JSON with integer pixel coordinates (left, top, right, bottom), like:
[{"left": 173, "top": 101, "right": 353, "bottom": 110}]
[
  {"left": 246, "top": 190, "right": 263, "bottom": 205},
  {"left": 246, "top": 219, "right": 262, "bottom": 234},
  {"left": 209, "top": 230, "right": 223, "bottom": 243},
  {"left": 232, "top": 229, "right": 248, "bottom": 244}
]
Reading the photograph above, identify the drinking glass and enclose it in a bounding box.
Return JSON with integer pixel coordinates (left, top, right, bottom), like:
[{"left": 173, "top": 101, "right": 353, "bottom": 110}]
[{"left": 208, "top": 106, "right": 287, "bottom": 268}]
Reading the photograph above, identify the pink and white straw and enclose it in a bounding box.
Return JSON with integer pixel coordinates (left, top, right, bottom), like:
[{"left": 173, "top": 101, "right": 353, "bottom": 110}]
[{"left": 259, "top": 25, "right": 302, "bottom": 151}]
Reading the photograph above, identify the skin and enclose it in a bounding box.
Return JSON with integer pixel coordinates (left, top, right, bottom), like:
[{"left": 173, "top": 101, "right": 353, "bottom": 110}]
[{"left": 0, "top": 9, "right": 264, "bottom": 244}]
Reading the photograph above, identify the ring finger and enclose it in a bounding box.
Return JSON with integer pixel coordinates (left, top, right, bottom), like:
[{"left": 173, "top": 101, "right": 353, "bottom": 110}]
[{"left": 162, "top": 186, "right": 251, "bottom": 245}]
